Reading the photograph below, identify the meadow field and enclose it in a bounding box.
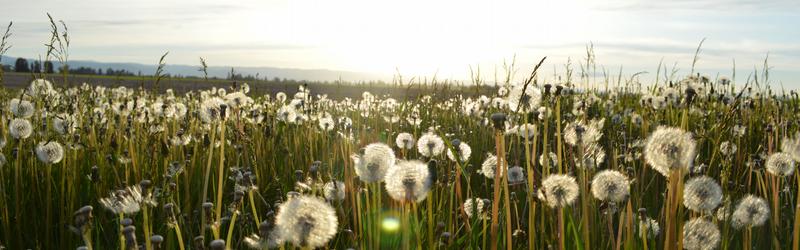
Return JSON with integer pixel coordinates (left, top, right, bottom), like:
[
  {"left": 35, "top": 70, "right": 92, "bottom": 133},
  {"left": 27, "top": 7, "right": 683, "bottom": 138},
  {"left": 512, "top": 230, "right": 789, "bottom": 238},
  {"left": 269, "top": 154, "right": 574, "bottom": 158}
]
[
  {"left": 0, "top": 57, "right": 797, "bottom": 250},
  {"left": 0, "top": 15, "right": 799, "bottom": 250}
]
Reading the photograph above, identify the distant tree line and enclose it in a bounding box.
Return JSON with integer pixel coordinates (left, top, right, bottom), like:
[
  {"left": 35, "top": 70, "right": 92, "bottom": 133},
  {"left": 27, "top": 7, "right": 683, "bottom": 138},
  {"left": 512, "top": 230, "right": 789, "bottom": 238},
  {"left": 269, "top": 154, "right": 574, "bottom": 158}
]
[
  {"left": 4, "top": 58, "right": 390, "bottom": 86},
  {"left": 10, "top": 58, "right": 138, "bottom": 76}
]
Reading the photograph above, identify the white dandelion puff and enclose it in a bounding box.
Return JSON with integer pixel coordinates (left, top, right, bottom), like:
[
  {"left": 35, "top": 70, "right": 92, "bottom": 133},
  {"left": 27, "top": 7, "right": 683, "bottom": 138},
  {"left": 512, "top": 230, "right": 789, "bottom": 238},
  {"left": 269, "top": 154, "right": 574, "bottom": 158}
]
[
  {"left": 644, "top": 126, "right": 696, "bottom": 177},
  {"left": 765, "top": 152, "right": 795, "bottom": 177},
  {"left": 395, "top": 132, "right": 416, "bottom": 150},
  {"left": 199, "top": 97, "right": 228, "bottom": 123},
  {"left": 682, "top": 218, "right": 720, "bottom": 250},
  {"left": 351, "top": 143, "right": 396, "bottom": 183},
  {"left": 731, "top": 195, "right": 769, "bottom": 229},
  {"left": 591, "top": 170, "right": 630, "bottom": 203},
  {"left": 637, "top": 217, "right": 660, "bottom": 239},
  {"left": 384, "top": 160, "right": 432, "bottom": 203},
  {"left": 719, "top": 141, "right": 737, "bottom": 157},
  {"left": 506, "top": 83, "right": 542, "bottom": 112},
  {"left": 417, "top": 133, "right": 445, "bottom": 157},
  {"left": 463, "top": 198, "right": 490, "bottom": 219},
  {"left": 35, "top": 141, "right": 65, "bottom": 164},
  {"left": 564, "top": 120, "right": 603, "bottom": 146},
  {"left": 323, "top": 181, "right": 346, "bottom": 201},
  {"left": 99, "top": 185, "right": 157, "bottom": 215},
  {"left": 446, "top": 141, "right": 472, "bottom": 162},
  {"left": 540, "top": 174, "right": 579, "bottom": 208},
  {"left": 781, "top": 133, "right": 800, "bottom": 162},
  {"left": 8, "top": 98, "right": 35, "bottom": 118},
  {"left": 682, "top": 176, "right": 723, "bottom": 213},
  {"left": 507, "top": 166, "right": 525, "bottom": 185},
  {"left": 274, "top": 195, "right": 338, "bottom": 248},
  {"left": 479, "top": 154, "right": 503, "bottom": 179},
  {"left": 9, "top": 118, "right": 33, "bottom": 139}
]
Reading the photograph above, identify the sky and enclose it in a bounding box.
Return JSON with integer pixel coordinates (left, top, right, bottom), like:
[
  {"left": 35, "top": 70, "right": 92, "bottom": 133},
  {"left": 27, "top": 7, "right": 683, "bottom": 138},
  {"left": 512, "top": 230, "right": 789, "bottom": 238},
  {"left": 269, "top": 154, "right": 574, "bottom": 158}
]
[{"left": 1, "top": 0, "right": 799, "bottom": 87}]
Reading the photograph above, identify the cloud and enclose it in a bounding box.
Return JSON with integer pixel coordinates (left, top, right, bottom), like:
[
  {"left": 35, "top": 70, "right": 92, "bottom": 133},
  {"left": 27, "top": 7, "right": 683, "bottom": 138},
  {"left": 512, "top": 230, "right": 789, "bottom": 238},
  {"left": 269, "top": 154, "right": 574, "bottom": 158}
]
[{"left": 594, "top": 0, "right": 800, "bottom": 12}]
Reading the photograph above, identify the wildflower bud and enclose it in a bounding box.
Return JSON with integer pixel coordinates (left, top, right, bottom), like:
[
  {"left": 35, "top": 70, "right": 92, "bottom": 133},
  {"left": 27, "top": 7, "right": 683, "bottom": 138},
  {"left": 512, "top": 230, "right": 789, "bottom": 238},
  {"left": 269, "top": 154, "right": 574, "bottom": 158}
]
[
  {"left": 259, "top": 220, "right": 272, "bottom": 237},
  {"left": 428, "top": 160, "right": 438, "bottom": 184},
  {"left": 685, "top": 88, "right": 697, "bottom": 105},
  {"left": 209, "top": 239, "right": 226, "bottom": 250},
  {"left": 202, "top": 202, "right": 214, "bottom": 223},
  {"left": 638, "top": 208, "right": 647, "bottom": 217},
  {"left": 164, "top": 203, "right": 175, "bottom": 217},
  {"left": 309, "top": 162, "right": 320, "bottom": 177},
  {"left": 294, "top": 170, "right": 304, "bottom": 180},
  {"left": 234, "top": 190, "right": 245, "bottom": 201},
  {"left": 451, "top": 139, "right": 461, "bottom": 148},
  {"left": 219, "top": 104, "right": 228, "bottom": 119},
  {"left": 543, "top": 84, "right": 552, "bottom": 95},
  {"left": 90, "top": 166, "right": 100, "bottom": 182},
  {"left": 73, "top": 205, "right": 93, "bottom": 230},
  {"left": 140, "top": 179, "right": 152, "bottom": 190},
  {"left": 151, "top": 234, "right": 164, "bottom": 250},
  {"left": 490, "top": 113, "right": 506, "bottom": 130},
  {"left": 123, "top": 226, "right": 138, "bottom": 250},
  {"left": 440, "top": 231, "right": 452, "bottom": 242},
  {"left": 194, "top": 236, "right": 205, "bottom": 250},
  {"left": 121, "top": 218, "right": 134, "bottom": 226},
  {"left": 555, "top": 85, "right": 564, "bottom": 96}
]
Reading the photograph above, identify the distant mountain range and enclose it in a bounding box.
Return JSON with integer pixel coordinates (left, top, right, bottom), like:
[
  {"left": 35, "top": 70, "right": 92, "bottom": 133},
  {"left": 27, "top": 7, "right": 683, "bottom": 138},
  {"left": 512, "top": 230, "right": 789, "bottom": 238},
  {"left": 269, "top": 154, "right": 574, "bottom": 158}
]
[{"left": 0, "top": 56, "right": 390, "bottom": 82}]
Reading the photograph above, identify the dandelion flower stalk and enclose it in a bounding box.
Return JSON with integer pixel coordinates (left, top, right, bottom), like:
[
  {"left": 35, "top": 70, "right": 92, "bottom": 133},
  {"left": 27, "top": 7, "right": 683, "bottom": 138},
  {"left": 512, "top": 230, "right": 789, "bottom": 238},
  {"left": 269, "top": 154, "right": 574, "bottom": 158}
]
[
  {"left": 488, "top": 113, "right": 505, "bottom": 250},
  {"left": 215, "top": 116, "right": 228, "bottom": 233}
]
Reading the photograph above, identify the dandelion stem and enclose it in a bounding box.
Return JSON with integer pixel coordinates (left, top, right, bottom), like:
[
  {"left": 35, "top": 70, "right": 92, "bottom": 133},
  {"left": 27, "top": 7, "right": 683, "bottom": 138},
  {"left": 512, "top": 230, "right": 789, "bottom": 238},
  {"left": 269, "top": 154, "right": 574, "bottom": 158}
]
[{"left": 215, "top": 119, "right": 228, "bottom": 232}]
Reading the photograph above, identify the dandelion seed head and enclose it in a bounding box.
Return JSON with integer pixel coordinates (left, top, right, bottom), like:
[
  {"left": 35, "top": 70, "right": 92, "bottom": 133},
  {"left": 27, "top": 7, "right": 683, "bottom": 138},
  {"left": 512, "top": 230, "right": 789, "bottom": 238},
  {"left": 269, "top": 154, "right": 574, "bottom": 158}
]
[
  {"left": 323, "top": 181, "right": 346, "bottom": 201},
  {"left": 564, "top": 120, "right": 602, "bottom": 146},
  {"left": 540, "top": 174, "right": 579, "bottom": 208},
  {"left": 781, "top": 133, "right": 800, "bottom": 162},
  {"left": 644, "top": 126, "right": 696, "bottom": 177},
  {"left": 36, "top": 141, "right": 65, "bottom": 164},
  {"left": 591, "top": 170, "right": 630, "bottom": 203},
  {"left": 682, "top": 218, "right": 720, "bottom": 250},
  {"left": 719, "top": 141, "right": 737, "bottom": 157},
  {"left": 731, "top": 194, "right": 769, "bottom": 229},
  {"left": 446, "top": 141, "right": 472, "bottom": 162},
  {"left": 506, "top": 84, "right": 542, "bottom": 112},
  {"left": 317, "top": 117, "right": 335, "bottom": 131},
  {"left": 275, "top": 195, "right": 338, "bottom": 248},
  {"left": 765, "top": 152, "right": 795, "bottom": 177},
  {"left": 352, "top": 143, "right": 395, "bottom": 183},
  {"left": 384, "top": 160, "right": 432, "bottom": 203},
  {"left": 99, "top": 185, "right": 156, "bottom": 215},
  {"left": 27, "top": 79, "right": 54, "bottom": 98},
  {"left": 516, "top": 123, "right": 538, "bottom": 140},
  {"left": 479, "top": 153, "right": 503, "bottom": 179},
  {"left": 9, "top": 118, "right": 33, "bottom": 139},
  {"left": 9, "top": 98, "right": 34, "bottom": 118},
  {"left": 199, "top": 97, "right": 228, "bottom": 123},
  {"left": 682, "top": 176, "right": 723, "bottom": 213},
  {"left": 637, "top": 217, "right": 660, "bottom": 239},
  {"left": 463, "top": 198, "right": 489, "bottom": 219},
  {"left": 507, "top": 166, "right": 525, "bottom": 185},
  {"left": 395, "top": 132, "right": 416, "bottom": 150},
  {"left": 417, "top": 133, "right": 445, "bottom": 157}
]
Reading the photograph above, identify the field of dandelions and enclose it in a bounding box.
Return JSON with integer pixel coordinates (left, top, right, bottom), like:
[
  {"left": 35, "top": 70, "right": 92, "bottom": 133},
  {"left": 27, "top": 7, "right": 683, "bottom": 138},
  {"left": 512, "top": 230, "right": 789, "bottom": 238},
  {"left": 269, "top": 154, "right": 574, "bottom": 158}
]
[
  {"left": 1, "top": 63, "right": 799, "bottom": 250},
  {"left": 1, "top": 19, "right": 799, "bottom": 250}
]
